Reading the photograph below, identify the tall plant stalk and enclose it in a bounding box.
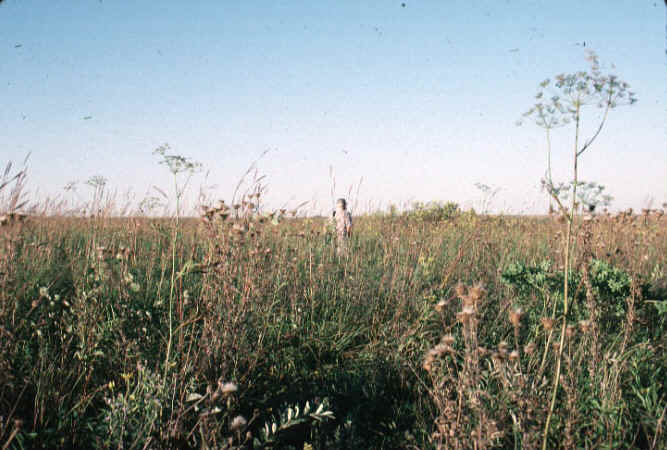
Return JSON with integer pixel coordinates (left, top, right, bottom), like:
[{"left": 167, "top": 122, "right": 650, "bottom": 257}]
[
  {"left": 542, "top": 101, "right": 580, "bottom": 449},
  {"left": 518, "top": 51, "right": 636, "bottom": 449},
  {"left": 152, "top": 144, "right": 201, "bottom": 384}
]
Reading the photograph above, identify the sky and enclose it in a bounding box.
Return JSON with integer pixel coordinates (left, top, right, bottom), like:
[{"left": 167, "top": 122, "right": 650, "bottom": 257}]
[{"left": 1, "top": 0, "right": 665, "bottom": 215}]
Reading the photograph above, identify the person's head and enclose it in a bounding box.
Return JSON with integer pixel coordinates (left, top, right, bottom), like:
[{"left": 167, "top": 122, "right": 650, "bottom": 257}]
[{"left": 336, "top": 198, "right": 347, "bottom": 210}]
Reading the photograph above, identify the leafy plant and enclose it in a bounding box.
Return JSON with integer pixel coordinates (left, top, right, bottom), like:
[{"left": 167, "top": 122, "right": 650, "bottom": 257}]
[{"left": 405, "top": 201, "right": 460, "bottom": 222}]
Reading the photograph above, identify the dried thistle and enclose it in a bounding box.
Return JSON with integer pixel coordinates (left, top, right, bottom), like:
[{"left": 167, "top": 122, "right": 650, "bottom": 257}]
[
  {"left": 440, "top": 334, "right": 455, "bottom": 346},
  {"left": 455, "top": 282, "right": 467, "bottom": 297},
  {"left": 509, "top": 307, "right": 523, "bottom": 328},
  {"left": 468, "top": 282, "right": 486, "bottom": 302},
  {"left": 540, "top": 317, "right": 555, "bottom": 331}
]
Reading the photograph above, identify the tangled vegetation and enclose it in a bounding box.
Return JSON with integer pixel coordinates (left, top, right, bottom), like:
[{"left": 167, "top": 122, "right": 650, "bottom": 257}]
[{"left": 0, "top": 197, "right": 664, "bottom": 448}]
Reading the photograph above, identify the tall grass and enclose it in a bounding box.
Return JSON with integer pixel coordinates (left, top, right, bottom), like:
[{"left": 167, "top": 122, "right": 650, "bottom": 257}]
[{"left": 0, "top": 169, "right": 665, "bottom": 448}]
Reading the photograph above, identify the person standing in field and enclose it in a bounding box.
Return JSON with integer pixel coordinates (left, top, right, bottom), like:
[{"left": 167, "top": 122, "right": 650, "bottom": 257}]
[{"left": 331, "top": 198, "right": 352, "bottom": 255}]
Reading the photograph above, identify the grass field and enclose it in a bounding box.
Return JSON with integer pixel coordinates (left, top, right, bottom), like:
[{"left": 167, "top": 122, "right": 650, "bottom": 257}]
[{"left": 0, "top": 206, "right": 665, "bottom": 448}]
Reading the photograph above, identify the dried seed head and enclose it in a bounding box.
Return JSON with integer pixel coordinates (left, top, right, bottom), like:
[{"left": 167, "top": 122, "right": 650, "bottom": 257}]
[
  {"left": 509, "top": 350, "right": 520, "bottom": 361},
  {"left": 230, "top": 415, "right": 247, "bottom": 431},
  {"left": 220, "top": 382, "right": 238, "bottom": 395},
  {"left": 440, "top": 334, "right": 455, "bottom": 346},
  {"left": 468, "top": 282, "right": 486, "bottom": 302},
  {"left": 434, "top": 299, "right": 447, "bottom": 312},
  {"left": 232, "top": 222, "right": 248, "bottom": 234},
  {"left": 455, "top": 282, "right": 467, "bottom": 297},
  {"left": 423, "top": 358, "right": 433, "bottom": 372},
  {"left": 509, "top": 307, "right": 523, "bottom": 328},
  {"left": 578, "top": 320, "right": 592, "bottom": 333},
  {"left": 497, "top": 340, "right": 509, "bottom": 355},
  {"left": 566, "top": 324, "right": 576, "bottom": 338},
  {"left": 524, "top": 342, "right": 536, "bottom": 355},
  {"left": 433, "top": 344, "right": 447, "bottom": 356},
  {"left": 540, "top": 317, "right": 555, "bottom": 331},
  {"left": 427, "top": 348, "right": 439, "bottom": 358},
  {"left": 457, "top": 306, "right": 475, "bottom": 323}
]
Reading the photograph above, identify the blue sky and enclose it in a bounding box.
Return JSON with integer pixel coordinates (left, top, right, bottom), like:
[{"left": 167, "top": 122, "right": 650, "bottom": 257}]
[{"left": 1, "top": 0, "right": 664, "bottom": 214}]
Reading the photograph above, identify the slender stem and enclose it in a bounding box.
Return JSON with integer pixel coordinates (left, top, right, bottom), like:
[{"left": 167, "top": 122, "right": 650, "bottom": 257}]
[
  {"left": 164, "top": 174, "right": 179, "bottom": 385},
  {"left": 542, "top": 100, "right": 580, "bottom": 450},
  {"left": 577, "top": 90, "right": 613, "bottom": 157},
  {"left": 546, "top": 127, "right": 553, "bottom": 184}
]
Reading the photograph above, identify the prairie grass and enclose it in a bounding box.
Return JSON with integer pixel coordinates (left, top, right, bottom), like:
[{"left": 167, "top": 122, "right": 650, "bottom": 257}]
[{"left": 0, "top": 202, "right": 665, "bottom": 448}]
